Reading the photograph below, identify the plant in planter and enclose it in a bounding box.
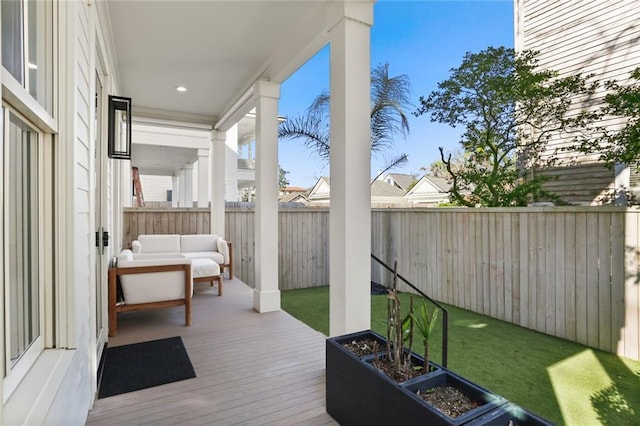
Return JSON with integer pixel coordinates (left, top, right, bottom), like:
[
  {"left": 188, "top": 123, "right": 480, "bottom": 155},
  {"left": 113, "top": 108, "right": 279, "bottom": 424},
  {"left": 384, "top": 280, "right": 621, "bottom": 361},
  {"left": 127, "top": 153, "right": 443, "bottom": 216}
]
[
  {"left": 412, "top": 299, "right": 440, "bottom": 371},
  {"left": 326, "top": 256, "right": 552, "bottom": 425},
  {"left": 372, "top": 263, "right": 426, "bottom": 381}
]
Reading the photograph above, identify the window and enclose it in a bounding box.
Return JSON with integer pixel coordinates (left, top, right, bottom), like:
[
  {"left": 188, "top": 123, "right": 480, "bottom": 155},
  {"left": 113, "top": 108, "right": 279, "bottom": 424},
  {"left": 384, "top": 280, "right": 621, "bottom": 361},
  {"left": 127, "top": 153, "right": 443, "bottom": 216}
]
[
  {"left": 2, "top": 107, "right": 45, "bottom": 397},
  {"left": 1, "top": 0, "right": 54, "bottom": 401},
  {"left": 1, "top": 0, "right": 54, "bottom": 114}
]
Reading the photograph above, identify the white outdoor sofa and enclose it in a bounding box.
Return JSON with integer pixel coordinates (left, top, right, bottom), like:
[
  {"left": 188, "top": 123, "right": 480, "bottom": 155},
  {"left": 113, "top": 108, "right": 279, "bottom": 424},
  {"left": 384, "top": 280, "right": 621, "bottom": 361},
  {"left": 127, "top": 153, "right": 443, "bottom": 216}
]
[
  {"left": 131, "top": 234, "right": 233, "bottom": 279},
  {"left": 108, "top": 249, "right": 193, "bottom": 337}
]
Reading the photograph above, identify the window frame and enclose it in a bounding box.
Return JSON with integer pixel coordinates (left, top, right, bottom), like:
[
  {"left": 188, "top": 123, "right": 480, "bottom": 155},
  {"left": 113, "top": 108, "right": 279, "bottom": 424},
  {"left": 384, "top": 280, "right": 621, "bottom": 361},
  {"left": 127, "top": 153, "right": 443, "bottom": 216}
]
[
  {"left": 1, "top": 0, "right": 56, "bottom": 404},
  {"left": 1, "top": 105, "right": 47, "bottom": 401}
]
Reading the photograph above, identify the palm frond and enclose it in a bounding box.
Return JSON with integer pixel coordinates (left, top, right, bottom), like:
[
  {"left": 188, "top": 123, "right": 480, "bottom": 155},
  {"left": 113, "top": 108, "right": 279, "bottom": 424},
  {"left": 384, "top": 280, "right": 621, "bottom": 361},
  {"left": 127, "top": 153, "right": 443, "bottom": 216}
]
[
  {"left": 280, "top": 63, "right": 412, "bottom": 163},
  {"left": 278, "top": 114, "right": 330, "bottom": 161},
  {"left": 370, "top": 63, "right": 412, "bottom": 153},
  {"left": 371, "top": 153, "right": 408, "bottom": 183}
]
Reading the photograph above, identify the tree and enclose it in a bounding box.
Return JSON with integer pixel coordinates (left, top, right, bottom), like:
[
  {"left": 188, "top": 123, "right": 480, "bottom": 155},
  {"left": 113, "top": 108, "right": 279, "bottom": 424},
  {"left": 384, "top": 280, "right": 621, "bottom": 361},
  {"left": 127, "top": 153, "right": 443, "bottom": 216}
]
[
  {"left": 279, "top": 165, "right": 290, "bottom": 188},
  {"left": 423, "top": 149, "right": 468, "bottom": 178},
  {"left": 414, "top": 46, "right": 599, "bottom": 207},
  {"left": 572, "top": 67, "right": 640, "bottom": 166},
  {"left": 279, "top": 63, "right": 411, "bottom": 174}
]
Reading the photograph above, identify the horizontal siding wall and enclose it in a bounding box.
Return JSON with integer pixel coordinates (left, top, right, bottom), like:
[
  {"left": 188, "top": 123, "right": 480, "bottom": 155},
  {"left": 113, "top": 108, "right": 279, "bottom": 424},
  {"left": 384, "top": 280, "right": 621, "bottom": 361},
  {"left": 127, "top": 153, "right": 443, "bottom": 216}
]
[
  {"left": 537, "top": 163, "right": 615, "bottom": 204},
  {"left": 122, "top": 206, "right": 640, "bottom": 360},
  {"left": 517, "top": 0, "right": 640, "bottom": 203}
]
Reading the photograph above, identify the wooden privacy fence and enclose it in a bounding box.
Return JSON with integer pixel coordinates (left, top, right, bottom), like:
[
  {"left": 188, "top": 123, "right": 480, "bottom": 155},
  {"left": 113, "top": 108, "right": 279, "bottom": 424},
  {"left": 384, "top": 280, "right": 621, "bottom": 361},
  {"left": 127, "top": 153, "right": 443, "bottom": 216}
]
[
  {"left": 123, "top": 208, "right": 211, "bottom": 248},
  {"left": 372, "top": 207, "right": 639, "bottom": 362},
  {"left": 123, "top": 206, "right": 640, "bottom": 361},
  {"left": 123, "top": 207, "right": 330, "bottom": 288}
]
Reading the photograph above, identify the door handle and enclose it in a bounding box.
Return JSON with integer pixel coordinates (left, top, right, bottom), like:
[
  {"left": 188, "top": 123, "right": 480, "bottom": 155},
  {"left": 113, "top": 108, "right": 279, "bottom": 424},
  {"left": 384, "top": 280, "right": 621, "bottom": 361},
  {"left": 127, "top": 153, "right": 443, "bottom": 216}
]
[{"left": 96, "top": 228, "right": 109, "bottom": 254}]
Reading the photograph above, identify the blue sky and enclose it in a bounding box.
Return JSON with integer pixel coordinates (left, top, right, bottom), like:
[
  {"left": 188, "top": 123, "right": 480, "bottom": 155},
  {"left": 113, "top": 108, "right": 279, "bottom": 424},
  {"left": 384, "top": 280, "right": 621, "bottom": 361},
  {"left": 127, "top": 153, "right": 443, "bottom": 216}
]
[{"left": 278, "top": 0, "right": 514, "bottom": 189}]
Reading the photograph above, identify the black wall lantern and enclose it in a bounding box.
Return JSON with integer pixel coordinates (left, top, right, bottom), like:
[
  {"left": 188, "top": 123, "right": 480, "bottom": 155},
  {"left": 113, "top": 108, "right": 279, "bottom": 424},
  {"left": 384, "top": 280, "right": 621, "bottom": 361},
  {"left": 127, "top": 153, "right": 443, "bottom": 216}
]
[{"left": 108, "top": 95, "right": 132, "bottom": 159}]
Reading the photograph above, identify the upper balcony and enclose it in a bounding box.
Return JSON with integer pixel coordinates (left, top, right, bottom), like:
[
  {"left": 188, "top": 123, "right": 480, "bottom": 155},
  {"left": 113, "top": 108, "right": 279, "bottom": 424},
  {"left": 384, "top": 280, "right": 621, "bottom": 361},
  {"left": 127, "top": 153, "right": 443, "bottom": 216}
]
[{"left": 237, "top": 158, "right": 256, "bottom": 170}]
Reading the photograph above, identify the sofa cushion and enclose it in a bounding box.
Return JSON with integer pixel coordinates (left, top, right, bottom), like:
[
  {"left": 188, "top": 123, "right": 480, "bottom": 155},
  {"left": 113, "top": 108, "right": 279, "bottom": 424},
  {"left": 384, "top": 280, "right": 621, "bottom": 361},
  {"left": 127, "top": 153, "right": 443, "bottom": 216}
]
[
  {"left": 116, "top": 257, "right": 192, "bottom": 304},
  {"left": 117, "top": 249, "right": 134, "bottom": 263},
  {"left": 121, "top": 271, "right": 187, "bottom": 304},
  {"left": 138, "top": 234, "right": 181, "bottom": 254},
  {"left": 132, "top": 253, "right": 186, "bottom": 260},
  {"left": 180, "top": 234, "right": 218, "bottom": 253},
  {"left": 183, "top": 251, "right": 224, "bottom": 265},
  {"left": 191, "top": 258, "right": 220, "bottom": 278},
  {"left": 216, "top": 238, "right": 230, "bottom": 264},
  {"left": 131, "top": 240, "right": 142, "bottom": 254}
]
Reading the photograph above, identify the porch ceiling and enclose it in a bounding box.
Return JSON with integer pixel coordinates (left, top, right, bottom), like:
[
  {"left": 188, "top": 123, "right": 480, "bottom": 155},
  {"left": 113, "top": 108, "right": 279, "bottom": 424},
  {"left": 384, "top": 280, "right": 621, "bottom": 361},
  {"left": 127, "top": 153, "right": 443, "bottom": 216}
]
[
  {"left": 131, "top": 145, "right": 197, "bottom": 176},
  {"left": 107, "top": 0, "right": 333, "bottom": 126}
]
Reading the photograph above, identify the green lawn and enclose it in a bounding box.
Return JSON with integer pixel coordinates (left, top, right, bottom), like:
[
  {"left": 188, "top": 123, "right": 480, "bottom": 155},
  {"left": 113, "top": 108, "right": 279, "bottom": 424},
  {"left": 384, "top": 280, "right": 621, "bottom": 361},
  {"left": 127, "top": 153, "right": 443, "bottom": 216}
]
[{"left": 282, "top": 286, "right": 640, "bottom": 425}]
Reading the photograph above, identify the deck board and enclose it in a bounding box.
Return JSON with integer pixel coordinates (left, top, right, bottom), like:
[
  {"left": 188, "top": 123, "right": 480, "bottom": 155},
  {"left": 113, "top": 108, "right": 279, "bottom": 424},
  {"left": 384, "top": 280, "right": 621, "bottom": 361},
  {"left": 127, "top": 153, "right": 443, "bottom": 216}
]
[{"left": 87, "top": 279, "right": 336, "bottom": 425}]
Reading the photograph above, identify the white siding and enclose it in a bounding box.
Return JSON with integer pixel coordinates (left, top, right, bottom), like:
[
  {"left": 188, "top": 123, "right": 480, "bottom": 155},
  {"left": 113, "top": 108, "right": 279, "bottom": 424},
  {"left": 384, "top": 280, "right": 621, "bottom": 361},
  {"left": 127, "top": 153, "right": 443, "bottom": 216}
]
[
  {"left": 140, "top": 174, "right": 173, "bottom": 202},
  {"left": 72, "top": 1, "right": 93, "bottom": 417},
  {"left": 516, "top": 0, "right": 640, "bottom": 203},
  {"left": 41, "top": 1, "right": 121, "bottom": 423}
]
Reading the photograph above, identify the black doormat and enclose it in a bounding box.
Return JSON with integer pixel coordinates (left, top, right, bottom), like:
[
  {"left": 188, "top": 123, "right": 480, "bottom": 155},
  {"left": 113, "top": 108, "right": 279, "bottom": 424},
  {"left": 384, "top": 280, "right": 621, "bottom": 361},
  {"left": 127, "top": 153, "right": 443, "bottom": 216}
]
[{"left": 98, "top": 336, "right": 196, "bottom": 398}]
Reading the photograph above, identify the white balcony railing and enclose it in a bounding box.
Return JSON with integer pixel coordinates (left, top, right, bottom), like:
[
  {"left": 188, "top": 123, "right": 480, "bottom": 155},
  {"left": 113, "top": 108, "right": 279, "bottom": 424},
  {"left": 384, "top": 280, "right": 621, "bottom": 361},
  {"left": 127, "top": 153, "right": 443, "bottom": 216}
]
[{"left": 237, "top": 158, "right": 255, "bottom": 170}]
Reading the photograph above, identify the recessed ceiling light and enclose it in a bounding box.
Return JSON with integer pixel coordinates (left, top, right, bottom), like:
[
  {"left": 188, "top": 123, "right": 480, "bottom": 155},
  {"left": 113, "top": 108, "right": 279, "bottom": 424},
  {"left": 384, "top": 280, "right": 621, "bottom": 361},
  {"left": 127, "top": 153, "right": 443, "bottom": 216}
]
[{"left": 176, "top": 86, "right": 187, "bottom": 92}]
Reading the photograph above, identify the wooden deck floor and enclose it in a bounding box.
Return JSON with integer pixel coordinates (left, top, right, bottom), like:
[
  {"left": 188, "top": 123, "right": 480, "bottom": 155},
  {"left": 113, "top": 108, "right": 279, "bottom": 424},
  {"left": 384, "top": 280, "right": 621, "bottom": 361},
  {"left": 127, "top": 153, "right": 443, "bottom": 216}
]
[{"left": 86, "top": 278, "right": 337, "bottom": 425}]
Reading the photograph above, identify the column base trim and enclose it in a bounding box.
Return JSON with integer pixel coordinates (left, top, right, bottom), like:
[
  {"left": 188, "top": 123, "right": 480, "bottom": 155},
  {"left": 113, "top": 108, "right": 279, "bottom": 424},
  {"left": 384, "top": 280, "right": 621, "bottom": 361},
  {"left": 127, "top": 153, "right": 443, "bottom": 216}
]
[{"left": 253, "top": 289, "right": 281, "bottom": 313}]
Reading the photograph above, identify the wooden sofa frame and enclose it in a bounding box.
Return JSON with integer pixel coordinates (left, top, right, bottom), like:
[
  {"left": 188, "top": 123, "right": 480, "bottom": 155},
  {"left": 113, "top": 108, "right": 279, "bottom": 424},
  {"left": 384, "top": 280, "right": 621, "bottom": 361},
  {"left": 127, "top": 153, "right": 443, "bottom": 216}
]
[
  {"left": 223, "top": 241, "right": 234, "bottom": 279},
  {"left": 108, "top": 263, "right": 192, "bottom": 337}
]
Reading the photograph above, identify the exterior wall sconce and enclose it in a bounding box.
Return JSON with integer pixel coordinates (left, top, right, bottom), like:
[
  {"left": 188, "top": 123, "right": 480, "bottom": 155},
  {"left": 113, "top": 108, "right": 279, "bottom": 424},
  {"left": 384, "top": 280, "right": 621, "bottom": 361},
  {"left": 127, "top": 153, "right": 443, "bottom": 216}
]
[{"left": 108, "top": 95, "right": 132, "bottom": 159}]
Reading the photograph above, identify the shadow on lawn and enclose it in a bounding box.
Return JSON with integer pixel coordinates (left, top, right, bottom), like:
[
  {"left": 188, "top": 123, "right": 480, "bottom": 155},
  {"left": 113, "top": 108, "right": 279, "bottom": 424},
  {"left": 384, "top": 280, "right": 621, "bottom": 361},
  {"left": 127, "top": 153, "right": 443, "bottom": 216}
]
[{"left": 590, "top": 352, "right": 640, "bottom": 425}]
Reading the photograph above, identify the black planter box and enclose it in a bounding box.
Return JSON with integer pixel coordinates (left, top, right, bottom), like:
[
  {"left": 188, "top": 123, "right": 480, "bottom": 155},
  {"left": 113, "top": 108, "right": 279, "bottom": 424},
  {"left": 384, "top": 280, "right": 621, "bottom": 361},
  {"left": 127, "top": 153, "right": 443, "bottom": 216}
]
[
  {"left": 325, "top": 330, "right": 555, "bottom": 425},
  {"left": 327, "top": 330, "right": 496, "bottom": 426},
  {"left": 404, "top": 370, "right": 507, "bottom": 425},
  {"left": 466, "top": 402, "right": 554, "bottom": 426}
]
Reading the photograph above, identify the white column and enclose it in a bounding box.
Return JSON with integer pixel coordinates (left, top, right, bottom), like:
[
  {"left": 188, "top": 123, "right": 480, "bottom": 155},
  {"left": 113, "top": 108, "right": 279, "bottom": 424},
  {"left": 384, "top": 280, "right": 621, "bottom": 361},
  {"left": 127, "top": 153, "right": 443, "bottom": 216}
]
[
  {"left": 197, "top": 150, "right": 209, "bottom": 208},
  {"left": 210, "top": 130, "right": 226, "bottom": 235},
  {"left": 329, "top": 2, "right": 373, "bottom": 336},
  {"left": 225, "top": 124, "right": 239, "bottom": 201},
  {"left": 171, "top": 175, "right": 179, "bottom": 207},
  {"left": 178, "top": 169, "right": 187, "bottom": 207},
  {"left": 253, "top": 81, "right": 280, "bottom": 313},
  {"left": 184, "top": 164, "right": 194, "bottom": 208}
]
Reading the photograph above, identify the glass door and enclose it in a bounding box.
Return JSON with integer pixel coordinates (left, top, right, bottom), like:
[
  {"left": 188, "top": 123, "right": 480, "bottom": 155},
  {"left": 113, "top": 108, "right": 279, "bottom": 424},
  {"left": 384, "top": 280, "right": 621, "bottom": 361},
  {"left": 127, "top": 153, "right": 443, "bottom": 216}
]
[{"left": 94, "top": 69, "right": 108, "bottom": 357}]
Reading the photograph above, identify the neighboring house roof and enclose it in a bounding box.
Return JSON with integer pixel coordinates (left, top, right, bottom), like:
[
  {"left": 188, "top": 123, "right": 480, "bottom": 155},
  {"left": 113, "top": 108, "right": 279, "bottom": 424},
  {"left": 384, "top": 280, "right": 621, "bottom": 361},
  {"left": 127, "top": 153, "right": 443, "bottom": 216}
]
[
  {"left": 424, "top": 176, "right": 452, "bottom": 192},
  {"left": 381, "top": 173, "right": 416, "bottom": 191},
  {"left": 371, "top": 180, "right": 406, "bottom": 197},
  {"left": 308, "top": 177, "right": 331, "bottom": 201},
  {"left": 280, "top": 186, "right": 307, "bottom": 193},
  {"left": 307, "top": 176, "right": 406, "bottom": 205},
  {"left": 279, "top": 192, "right": 309, "bottom": 203},
  {"left": 404, "top": 175, "right": 452, "bottom": 205}
]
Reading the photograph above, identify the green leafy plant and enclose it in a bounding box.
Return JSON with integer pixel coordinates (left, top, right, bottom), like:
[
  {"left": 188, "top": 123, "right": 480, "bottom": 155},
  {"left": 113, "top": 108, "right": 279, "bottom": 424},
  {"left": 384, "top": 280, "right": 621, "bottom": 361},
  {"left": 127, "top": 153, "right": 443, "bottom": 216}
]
[
  {"left": 412, "top": 300, "right": 440, "bottom": 371},
  {"left": 384, "top": 262, "right": 441, "bottom": 376},
  {"left": 414, "top": 46, "right": 600, "bottom": 206}
]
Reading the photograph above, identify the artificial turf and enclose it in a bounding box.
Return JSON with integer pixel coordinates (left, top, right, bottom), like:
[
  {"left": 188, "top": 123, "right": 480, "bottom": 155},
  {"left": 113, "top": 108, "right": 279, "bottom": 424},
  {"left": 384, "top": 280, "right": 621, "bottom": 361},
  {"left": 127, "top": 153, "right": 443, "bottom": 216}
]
[{"left": 281, "top": 286, "right": 640, "bottom": 425}]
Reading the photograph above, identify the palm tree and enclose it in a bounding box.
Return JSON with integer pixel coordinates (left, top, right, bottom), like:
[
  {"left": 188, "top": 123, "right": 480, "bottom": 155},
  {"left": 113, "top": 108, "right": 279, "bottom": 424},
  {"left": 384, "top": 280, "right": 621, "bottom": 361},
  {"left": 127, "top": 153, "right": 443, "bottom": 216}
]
[{"left": 278, "top": 63, "right": 411, "bottom": 174}]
